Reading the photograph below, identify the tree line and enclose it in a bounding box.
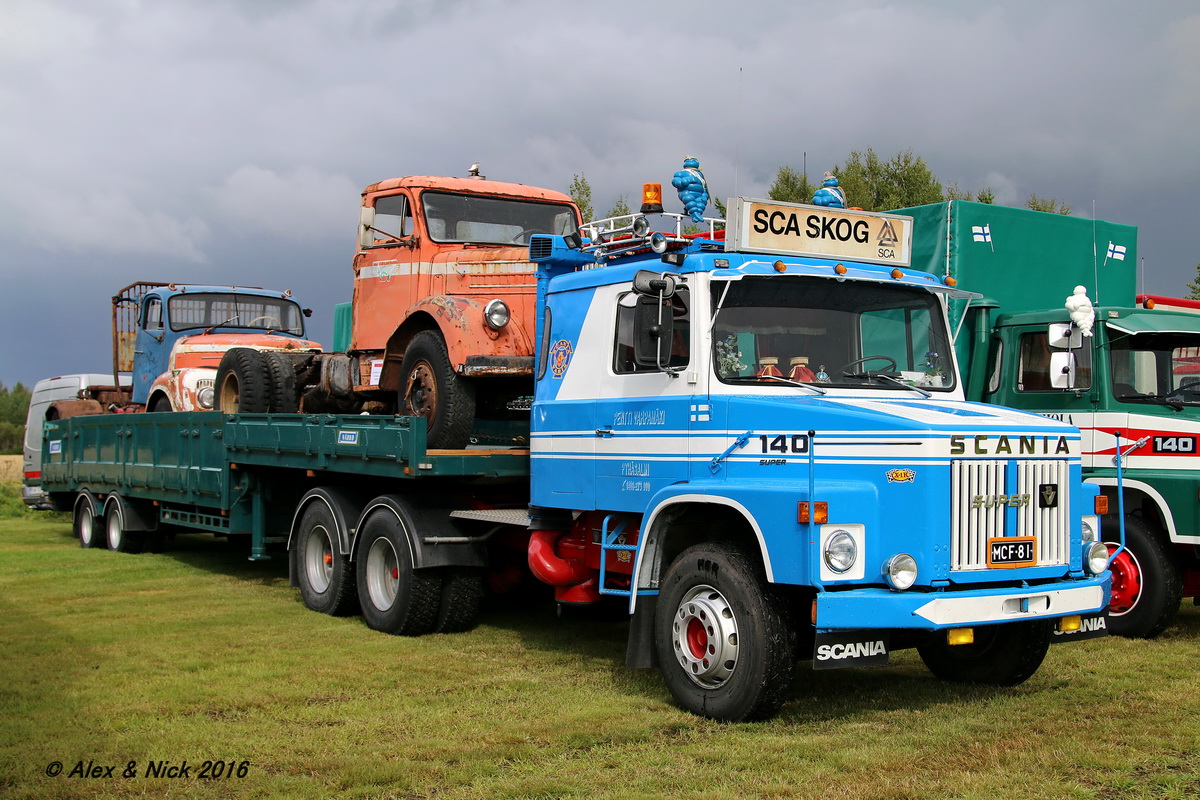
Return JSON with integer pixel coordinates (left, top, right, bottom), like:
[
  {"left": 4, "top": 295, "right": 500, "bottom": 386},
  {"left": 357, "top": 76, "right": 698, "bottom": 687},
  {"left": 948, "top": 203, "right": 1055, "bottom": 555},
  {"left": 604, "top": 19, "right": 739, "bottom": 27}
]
[
  {"left": 569, "top": 147, "right": 1073, "bottom": 223},
  {"left": 0, "top": 383, "right": 31, "bottom": 455}
]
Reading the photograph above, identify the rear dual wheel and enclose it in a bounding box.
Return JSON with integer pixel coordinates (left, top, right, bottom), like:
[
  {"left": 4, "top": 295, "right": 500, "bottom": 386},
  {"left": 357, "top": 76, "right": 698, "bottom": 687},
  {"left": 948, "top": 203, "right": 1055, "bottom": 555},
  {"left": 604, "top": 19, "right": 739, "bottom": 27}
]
[
  {"left": 74, "top": 495, "right": 102, "bottom": 549},
  {"left": 294, "top": 502, "right": 358, "bottom": 616},
  {"left": 355, "top": 505, "right": 484, "bottom": 635},
  {"left": 215, "top": 349, "right": 300, "bottom": 413}
]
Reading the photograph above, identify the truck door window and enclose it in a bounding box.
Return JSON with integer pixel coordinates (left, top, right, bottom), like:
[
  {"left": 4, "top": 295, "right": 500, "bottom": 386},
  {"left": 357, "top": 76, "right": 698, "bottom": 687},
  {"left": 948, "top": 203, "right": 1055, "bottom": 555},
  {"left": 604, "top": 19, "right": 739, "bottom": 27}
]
[
  {"left": 370, "top": 194, "right": 411, "bottom": 244},
  {"left": 143, "top": 298, "right": 163, "bottom": 331},
  {"left": 1017, "top": 331, "right": 1091, "bottom": 392},
  {"left": 614, "top": 290, "right": 690, "bottom": 374}
]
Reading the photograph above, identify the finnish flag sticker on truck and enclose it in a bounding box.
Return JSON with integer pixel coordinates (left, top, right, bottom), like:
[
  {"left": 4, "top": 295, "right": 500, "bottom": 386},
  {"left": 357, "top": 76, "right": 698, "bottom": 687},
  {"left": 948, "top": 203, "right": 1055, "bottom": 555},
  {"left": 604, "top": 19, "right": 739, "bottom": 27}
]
[{"left": 337, "top": 431, "right": 359, "bottom": 445}]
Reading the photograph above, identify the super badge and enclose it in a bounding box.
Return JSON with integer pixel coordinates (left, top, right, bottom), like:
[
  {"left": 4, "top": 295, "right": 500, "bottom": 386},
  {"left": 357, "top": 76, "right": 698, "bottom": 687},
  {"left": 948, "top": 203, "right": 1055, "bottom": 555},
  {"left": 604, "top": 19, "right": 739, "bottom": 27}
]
[{"left": 549, "top": 339, "right": 574, "bottom": 378}]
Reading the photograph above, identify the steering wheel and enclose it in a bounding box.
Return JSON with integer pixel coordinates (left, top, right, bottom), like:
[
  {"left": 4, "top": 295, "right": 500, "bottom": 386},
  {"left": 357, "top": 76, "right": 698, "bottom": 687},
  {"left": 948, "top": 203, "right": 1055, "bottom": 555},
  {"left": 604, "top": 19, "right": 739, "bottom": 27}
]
[
  {"left": 510, "top": 228, "right": 540, "bottom": 244},
  {"left": 247, "top": 315, "right": 282, "bottom": 329},
  {"left": 839, "top": 355, "right": 898, "bottom": 375}
]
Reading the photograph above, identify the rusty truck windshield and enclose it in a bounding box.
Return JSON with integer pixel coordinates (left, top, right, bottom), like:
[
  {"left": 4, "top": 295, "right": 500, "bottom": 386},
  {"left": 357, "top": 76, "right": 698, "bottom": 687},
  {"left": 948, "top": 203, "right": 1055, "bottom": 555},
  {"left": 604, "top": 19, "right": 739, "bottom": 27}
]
[
  {"left": 167, "top": 293, "right": 305, "bottom": 335},
  {"left": 421, "top": 192, "right": 578, "bottom": 245},
  {"left": 712, "top": 277, "right": 954, "bottom": 391}
]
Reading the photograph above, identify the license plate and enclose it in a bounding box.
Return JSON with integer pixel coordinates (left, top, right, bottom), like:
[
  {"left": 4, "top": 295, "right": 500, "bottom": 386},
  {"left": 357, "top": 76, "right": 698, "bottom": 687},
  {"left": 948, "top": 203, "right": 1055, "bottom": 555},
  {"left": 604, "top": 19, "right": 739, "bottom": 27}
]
[{"left": 987, "top": 536, "right": 1037, "bottom": 568}]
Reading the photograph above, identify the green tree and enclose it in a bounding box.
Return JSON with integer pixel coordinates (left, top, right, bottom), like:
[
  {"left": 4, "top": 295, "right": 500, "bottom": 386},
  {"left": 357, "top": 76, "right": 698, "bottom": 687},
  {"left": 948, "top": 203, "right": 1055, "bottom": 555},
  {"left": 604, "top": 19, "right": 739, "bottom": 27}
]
[
  {"left": 1026, "top": 194, "right": 1072, "bottom": 215},
  {"left": 568, "top": 173, "right": 594, "bottom": 223},
  {"left": 1185, "top": 265, "right": 1200, "bottom": 300},
  {"left": 944, "top": 183, "right": 995, "bottom": 204},
  {"left": 831, "top": 148, "right": 943, "bottom": 212},
  {"left": 0, "top": 382, "right": 30, "bottom": 455},
  {"left": 607, "top": 195, "right": 631, "bottom": 218},
  {"left": 768, "top": 166, "right": 815, "bottom": 204}
]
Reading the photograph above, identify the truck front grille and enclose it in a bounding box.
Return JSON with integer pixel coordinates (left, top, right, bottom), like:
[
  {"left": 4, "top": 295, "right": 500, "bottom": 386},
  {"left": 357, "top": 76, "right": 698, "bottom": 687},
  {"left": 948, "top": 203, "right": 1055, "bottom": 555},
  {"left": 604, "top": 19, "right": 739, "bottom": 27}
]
[{"left": 950, "top": 459, "right": 1070, "bottom": 571}]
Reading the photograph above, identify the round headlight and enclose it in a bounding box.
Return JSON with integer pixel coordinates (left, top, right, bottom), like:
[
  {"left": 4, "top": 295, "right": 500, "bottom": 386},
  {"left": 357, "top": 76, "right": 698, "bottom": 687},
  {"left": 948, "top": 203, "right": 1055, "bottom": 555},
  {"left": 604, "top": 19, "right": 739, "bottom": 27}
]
[
  {"left": 1081, "top": 516, "right": 1099, "bottom": 543},
  {"left": 196, "top": 386, "right": 214, "bottom": 409},
  {"left": 884, "top": 553, "right": 918, "bottom": 591},
  {"left": 1086, "top": 541, "right": 1110, "bottom": 575},
  {"left": 484, "top": 299, "right": 510, "bottom": 330},
  {"left": 823, "top": 530, "right": 857, "bottom": 574}
]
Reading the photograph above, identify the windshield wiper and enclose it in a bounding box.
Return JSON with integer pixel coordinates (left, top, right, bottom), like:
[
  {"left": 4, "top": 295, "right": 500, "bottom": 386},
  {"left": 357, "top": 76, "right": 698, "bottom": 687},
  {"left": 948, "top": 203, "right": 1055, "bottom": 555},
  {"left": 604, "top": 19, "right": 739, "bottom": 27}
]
[
  {"left": 875, "top": 373, "right": 932, "bottom": 397},
  {"left": 1117, "top": 391, "right": 1184, "bottom": 411},
  {"left": 724, "top": 375, "right": 826, "bottom": 395}
]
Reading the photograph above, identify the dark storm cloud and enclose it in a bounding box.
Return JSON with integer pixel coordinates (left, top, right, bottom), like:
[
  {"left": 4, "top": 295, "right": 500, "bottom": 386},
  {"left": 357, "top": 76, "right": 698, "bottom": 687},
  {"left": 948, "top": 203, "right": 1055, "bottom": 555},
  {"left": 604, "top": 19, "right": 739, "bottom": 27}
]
[{"left": 2, "top": 0, "right": 1197, "bottom": 387}]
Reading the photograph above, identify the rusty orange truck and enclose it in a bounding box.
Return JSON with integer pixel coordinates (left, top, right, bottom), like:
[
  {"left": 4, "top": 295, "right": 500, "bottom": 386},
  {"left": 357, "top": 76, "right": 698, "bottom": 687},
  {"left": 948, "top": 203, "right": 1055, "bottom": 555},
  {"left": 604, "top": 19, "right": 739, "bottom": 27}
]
[{"left": 312, "top": 169, "right": 580, "bottom": 447}]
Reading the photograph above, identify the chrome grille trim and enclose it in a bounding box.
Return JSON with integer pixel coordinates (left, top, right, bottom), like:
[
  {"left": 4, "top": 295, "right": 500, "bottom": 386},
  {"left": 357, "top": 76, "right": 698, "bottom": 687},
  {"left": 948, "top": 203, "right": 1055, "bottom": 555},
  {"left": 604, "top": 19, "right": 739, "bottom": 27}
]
[{"left": 951, "top": 459, "right": 1070, "bottom": 571}]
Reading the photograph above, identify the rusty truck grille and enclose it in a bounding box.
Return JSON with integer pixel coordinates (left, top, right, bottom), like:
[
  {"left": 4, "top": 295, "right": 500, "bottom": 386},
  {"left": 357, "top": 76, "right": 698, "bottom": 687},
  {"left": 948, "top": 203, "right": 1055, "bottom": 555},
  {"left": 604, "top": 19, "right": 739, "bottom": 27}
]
[{"left": 950, "top": 459, "right": 1070, "bottom": 571}]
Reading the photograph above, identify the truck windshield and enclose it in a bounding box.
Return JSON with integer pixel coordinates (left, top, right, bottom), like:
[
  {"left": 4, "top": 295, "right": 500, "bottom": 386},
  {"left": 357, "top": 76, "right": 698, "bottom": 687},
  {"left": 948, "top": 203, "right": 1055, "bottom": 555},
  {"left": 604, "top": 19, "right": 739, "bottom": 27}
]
[
  {"left": 168, "top": 293, "right": 305, "bottom": 335},
  {"left": 1109, "top": 331, "right": 1200, "bottom": 406},
  {"left": 712, "top": 277, "right": 954, "bottom": 390},
  {"left": 421, "top": 192, "right": 578, "bottom": 245}
]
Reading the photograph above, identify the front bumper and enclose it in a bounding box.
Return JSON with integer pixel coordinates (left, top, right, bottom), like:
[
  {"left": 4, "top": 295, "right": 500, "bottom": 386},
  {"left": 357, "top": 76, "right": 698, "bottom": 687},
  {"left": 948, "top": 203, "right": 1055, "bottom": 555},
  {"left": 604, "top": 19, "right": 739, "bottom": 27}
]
[{"left": 815, "top": 574, "right": 1111, "bottom": 632}]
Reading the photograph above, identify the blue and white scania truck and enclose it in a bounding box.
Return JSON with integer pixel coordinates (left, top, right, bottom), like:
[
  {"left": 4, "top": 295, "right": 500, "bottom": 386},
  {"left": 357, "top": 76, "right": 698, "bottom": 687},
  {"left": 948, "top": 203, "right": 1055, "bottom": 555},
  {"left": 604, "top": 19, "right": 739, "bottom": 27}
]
[{"left": 42, "top": 195, "right": 1111, "bottom": 722}]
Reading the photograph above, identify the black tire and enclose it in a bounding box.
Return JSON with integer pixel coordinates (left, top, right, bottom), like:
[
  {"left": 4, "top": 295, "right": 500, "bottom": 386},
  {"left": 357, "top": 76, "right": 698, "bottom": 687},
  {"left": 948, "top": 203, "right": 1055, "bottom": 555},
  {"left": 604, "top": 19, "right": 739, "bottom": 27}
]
[
  {"left": 355, "top": 509, "right": 443, "bottom": 635},
  {"left": 398, "top": 330, "right": 475, "bottom": 449},
  {"left": 74, "top": 495, "right": 102, "bottom": 549},
  {"left": 918, "top": 620, "right": 1051, "bottom": 686},
  {"left": 214, "top": 348, "right": 271, "bottom": 413},
  {"left": 433, "top": 568, "right": 485, "bottom": 633},
  {"left": 1102, "top": 514, "right": 1182, "bottom": 639},
  {"left": 264, "top": 352, "right": 300, "bottom": 414},
  {"left": 653, "top": 543, "right": 795, "bottom": 722},
  {"left": 105, "top": 503, "right": 144, "bottom": 554},
  {"left": 148, "top": 394, "right": 173, "bottom": 413},
  {"left": 295, "top": 502, "right": 358, "bottom": 616}
]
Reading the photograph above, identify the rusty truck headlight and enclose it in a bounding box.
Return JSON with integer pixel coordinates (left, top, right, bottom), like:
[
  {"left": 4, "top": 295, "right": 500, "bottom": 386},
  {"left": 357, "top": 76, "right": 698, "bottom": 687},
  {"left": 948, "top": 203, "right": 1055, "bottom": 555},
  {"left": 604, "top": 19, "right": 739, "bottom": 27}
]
[
  {"left": 884, "top": 553, "right": 917, "bottom": 591},
  {"left": 484, "top": 299, "right": 510, "bottom": 330},
  {"left": 196, "top": 385, "right": 215, "bottom": 409}
]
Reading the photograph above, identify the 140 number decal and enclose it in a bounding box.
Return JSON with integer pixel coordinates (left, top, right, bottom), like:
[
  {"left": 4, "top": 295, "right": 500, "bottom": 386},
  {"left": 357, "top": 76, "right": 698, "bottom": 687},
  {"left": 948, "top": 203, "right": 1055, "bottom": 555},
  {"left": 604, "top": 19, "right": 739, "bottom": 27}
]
[
  {"left": 1152, "top": 436, "right": 1196, "bottom": 453},
  {"left": 759, "top": 434, "right": 810, "bottom": 454}
]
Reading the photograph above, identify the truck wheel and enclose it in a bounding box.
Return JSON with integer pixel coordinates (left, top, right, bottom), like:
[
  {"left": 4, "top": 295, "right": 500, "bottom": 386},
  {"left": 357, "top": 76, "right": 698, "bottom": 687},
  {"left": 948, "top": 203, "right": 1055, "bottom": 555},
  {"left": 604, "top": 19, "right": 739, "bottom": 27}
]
[
  {"left": 1103, "top": 514, "right": 1182, "bottom": 638},
  {"left": 399, "top": 330, "right": 475, "bottom": 449},
  {"left": 355, "top": 510, "right": 443, "bottom": 635},
  {"left": 105, "top": 503, "right": 144, "bottom": 554},
  {"left": 433, "top": 568, "right": 485, "bottom": 633},
  {"left": 74, "top": 494, "right": 102, "bottom": 549},
  {"left": 264, "top": 352, "right": 300, "bottom": 413},
  {"left": 653, "top": 543, "right": 795, "bottom": 722},
  {"left": 149, "top": 395, "right": 173, "bottom": 413},
  {"left": 295, "top": 502, "right": 357, "bottom": 616},
  {"left": 918, "top": 620, "right": 1051, "bottom": 686},
  {"left": 214, "top": 348, "right": 271, "bottom": 413}
]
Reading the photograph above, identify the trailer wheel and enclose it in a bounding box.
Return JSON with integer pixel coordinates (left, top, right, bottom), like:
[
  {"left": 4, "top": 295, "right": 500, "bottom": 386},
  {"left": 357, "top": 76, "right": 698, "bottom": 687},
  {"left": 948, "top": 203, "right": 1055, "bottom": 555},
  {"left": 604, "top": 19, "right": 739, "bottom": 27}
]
[
  {"left": 264, "top": 352, "right": 300, "bottom": 414},
  {"left": 295, "top": 502, "right": 357, "bottom": 616},
  {"left": 214, "top": 348, "right": 271, "bottom": 413},
  {"left": 1103, "top": 514, "right": 1182, "bottom": 639},
  {"left": 104, "top": 503, "right": 144, "bottom": 554},
  {"left": 653, "top": 543, "right": 795, "bottom": 722},
  {"left": 399, "top": 330, "right": 475, "bottom": 449},
  {"left": 355, "top": 510, "right": 443, "bottom": 635},
  {"left": 433, "top": 568, "right": 485, "bottom": 633},
  {"left": 73, "top": 494, "right": 102, "bottom": 549},
  {"left": 918, "top": 620, "right": 1051, "bottom": 686}
]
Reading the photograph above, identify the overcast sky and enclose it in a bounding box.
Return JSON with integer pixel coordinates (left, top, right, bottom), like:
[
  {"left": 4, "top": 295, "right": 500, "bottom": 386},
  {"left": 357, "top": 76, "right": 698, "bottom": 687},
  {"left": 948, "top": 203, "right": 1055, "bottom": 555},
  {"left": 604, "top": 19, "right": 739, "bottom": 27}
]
[{"left": 3, "top": 0, "right": 1197, "bottom": 389}]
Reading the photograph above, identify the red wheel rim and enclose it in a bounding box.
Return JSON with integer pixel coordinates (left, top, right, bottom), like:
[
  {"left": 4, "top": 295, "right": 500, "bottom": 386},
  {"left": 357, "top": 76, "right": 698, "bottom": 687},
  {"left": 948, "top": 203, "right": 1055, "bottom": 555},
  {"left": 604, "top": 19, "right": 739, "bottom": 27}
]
[
  {"left": 686, "top": 617, "right": 710, "bottom": 660},
  {"left": 1106, "top": 543, "right": 1141, "bottom": 614}
]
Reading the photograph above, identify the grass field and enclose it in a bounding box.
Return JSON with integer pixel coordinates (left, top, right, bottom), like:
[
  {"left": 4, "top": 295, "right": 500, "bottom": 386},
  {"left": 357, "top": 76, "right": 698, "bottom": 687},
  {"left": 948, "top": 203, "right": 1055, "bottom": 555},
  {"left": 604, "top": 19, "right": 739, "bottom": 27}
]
[{"left": 2, "top": 486, "right": 1199, "bottom": 799}]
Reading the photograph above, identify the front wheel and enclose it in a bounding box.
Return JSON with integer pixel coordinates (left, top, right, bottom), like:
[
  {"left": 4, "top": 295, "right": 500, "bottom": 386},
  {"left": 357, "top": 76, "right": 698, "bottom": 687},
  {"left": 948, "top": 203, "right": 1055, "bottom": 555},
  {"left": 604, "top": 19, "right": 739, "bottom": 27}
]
[
  {"left": 918, "top": 620, "right": 1051, "bottom": 686},
  {"left": 1103, "top": 514, "right": 1182, "bottom": 638},
  {"left": 653, "top": 543, "right": 795, "bottom": 722},
  {"left": 398, "top": 331, "right": 475, "bottom": 449}
]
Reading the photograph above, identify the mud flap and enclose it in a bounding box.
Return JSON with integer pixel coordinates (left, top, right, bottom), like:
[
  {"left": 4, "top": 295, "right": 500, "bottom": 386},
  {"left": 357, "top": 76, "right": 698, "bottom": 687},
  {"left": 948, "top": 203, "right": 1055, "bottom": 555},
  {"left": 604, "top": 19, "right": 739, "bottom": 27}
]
[
  {"left": 1050, "top": 611, "right": 1109, "bottom": 642},
  {"left": 813, "top": 630, "right": 891, "bottom": 669}
]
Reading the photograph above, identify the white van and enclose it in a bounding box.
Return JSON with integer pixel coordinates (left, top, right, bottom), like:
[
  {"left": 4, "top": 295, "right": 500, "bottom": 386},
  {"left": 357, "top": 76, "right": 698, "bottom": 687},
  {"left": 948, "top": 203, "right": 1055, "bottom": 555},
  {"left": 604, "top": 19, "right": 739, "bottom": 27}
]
[{"left": 22, "top": 374, "right": 129, "bottom": 510}]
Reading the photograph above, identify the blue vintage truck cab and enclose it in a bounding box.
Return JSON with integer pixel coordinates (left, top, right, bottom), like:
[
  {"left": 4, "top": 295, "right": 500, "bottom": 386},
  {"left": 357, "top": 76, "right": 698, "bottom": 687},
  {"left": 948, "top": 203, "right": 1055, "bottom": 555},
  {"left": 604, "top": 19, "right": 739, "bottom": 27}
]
[{"left": 525, "top": 197, "right": 1111, "bottom": 720}]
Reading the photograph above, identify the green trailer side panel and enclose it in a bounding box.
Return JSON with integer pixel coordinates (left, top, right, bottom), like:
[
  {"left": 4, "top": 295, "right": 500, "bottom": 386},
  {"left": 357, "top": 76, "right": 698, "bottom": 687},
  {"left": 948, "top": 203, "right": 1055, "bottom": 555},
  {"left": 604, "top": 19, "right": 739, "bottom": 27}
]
[{"left": 332, "top": 301, "right": 352, "bottom": 353}]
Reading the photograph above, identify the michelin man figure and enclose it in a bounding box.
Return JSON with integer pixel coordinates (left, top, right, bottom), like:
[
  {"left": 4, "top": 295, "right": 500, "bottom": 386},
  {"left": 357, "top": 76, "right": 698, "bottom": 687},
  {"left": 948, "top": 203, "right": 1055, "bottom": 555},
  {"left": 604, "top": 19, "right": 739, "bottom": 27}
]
[
  {"left": 672, "top": 157, "right": 710, "bottom": 223},
  {"left": 1065, "top": 285, "right": 1095, "bottom": 336},
  {"left": 811, "top": 172, "right": 847, "bottom": 208}
]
